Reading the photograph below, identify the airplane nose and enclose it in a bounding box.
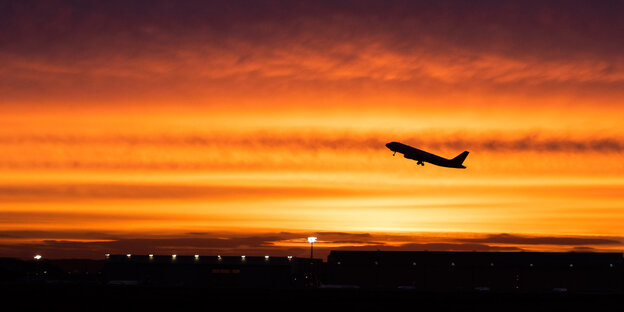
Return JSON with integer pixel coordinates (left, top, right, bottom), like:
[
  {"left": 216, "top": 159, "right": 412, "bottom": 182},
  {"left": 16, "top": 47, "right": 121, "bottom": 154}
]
[{"left": 385, "top": 143, "right": 391, "bottom": 148}]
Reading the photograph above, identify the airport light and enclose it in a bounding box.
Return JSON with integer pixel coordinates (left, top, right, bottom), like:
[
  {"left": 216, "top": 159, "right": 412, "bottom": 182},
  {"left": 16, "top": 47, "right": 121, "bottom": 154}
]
[
  {"left": 217, "top": 255, "right": 222, "bottom": 261},
  {"left": 34, "top": 255, "right": 42, "bottom": 260},
  {"left": 194, "top": 254, "right": 200, "bottom": 260},
  {"left": 288, "top": 256, "right": 293, "bottom": 261},
  {"left": 307, "top": 236, "right": 317, "bottom": 259},
  {"left": 148, "top": 254, "right": 154, "bottom": 259},
  {"left": 105, "top": 253, "right": 110, "bottom": 258},
  {"left": 172, "top": 254, "right": 177, "bottom": 260},
  {"left": 265, "top": 255, "right": 269, "bottom": 261},
  {"left": 126, "top": 254, "right": 132, "bottom": 258},
  {"left": 241, "top": 255, "right": 246, "bottom": 262}
]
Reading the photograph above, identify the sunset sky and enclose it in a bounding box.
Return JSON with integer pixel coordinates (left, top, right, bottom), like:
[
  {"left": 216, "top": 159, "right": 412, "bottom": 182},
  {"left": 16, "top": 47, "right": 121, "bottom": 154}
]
[{"left": 1, "top": 0, "right": 623, "bottom": 259}]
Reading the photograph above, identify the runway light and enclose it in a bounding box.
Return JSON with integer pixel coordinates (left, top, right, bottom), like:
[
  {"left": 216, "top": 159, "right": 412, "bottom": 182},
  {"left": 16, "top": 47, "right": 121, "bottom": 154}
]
[
  {"left": 265, "top": 255, "right": 269, "bottom": 261},
  {"left": 105, "top": 253, "right": 110, "bottom": 258},
  {"left": 287, "top": 256, "right": 293, "bottom": 261},
  {"left": 126, "top": 254, "right": 131, "bottom": 258},
  {"left": 34, "top": 255, "right": 42, "bottom": 260},
  {"left": 149, "top": 254, "right": 154, "bottom": 258},
  {"left": 172, "top": 254, "right": 177, "bottom": 260},
  {"left": 307, "top": 237, "right": 317, "bottom": 243},
  {"left": 217, "top": 255, "right": 222, "bottom": 261},
  {"left": 194, "top": 255, "right": 200, "bottom": 260},
  {"left": 241, "top": 255, "right": 246, "bottom": 261}
]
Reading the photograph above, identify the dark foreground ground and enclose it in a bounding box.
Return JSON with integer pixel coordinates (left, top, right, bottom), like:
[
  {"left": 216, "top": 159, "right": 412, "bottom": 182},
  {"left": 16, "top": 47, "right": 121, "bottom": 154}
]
[{"left": 2, "top": 284, "right": 622, "bottom": 312}]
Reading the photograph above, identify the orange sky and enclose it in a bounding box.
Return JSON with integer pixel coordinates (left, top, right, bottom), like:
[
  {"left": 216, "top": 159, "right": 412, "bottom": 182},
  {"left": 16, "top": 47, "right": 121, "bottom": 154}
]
[{"left": 1, "top": 0, "right": 623, "bottom": 259}]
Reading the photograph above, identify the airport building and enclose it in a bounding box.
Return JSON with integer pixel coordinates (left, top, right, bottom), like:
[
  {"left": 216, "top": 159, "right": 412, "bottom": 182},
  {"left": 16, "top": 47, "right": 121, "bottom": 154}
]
[
  {"left": 101, "top": 254, "right": 321, "bottom": 288},
  {"left": 325, "top": 251, "right": 624, "bottom": 292}
]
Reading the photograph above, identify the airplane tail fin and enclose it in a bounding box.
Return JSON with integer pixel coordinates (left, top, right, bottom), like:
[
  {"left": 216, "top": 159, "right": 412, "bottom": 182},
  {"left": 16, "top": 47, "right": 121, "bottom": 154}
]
[{"left": 451, "top": 151, "right": 469, "bottom": 166}]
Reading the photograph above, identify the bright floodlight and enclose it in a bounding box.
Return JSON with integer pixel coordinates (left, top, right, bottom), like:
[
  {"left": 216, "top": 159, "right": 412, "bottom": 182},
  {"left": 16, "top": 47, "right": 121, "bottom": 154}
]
[
  {"left": 308, "top": 236, "right": 318, "bottom": 258},
  {"left": 172, "top": 254, "right": 177, "bottom": 259},
  {"left": 126, "top": 254, "right": 132, "bottom": 258},
  {"left": 265, "top": 255, "right": 269, "bottom": 260},
  {"left": 194, "top": 254, "right": 199, "bottom": 259},
  {"left": 148, "top": 254, "right": 154, "bottom": 258},
  {"left": 34, "top": 255, "right": 42, "bottom": 260}
]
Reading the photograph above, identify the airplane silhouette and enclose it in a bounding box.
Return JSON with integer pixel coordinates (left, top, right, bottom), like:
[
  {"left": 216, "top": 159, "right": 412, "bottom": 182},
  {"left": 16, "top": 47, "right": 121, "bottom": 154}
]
[{"left": 385, "top": 141, "right": 469, "bottom": 169}]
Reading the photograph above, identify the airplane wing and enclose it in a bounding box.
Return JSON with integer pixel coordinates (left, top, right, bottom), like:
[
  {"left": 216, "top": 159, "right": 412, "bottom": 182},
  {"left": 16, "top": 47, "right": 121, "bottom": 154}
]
[{"left": 403, "top": 153, "right": 420, "bottom": 161}]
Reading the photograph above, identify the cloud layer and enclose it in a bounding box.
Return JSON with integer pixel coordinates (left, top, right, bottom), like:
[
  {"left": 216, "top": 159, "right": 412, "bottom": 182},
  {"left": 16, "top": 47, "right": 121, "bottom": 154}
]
[
  {"left": 2, "top": 0, "right": 624, "bottom": 103},
  {"left": 1, "top": 231, "right": 621, "bottom": 259},
  {"left": 2, "top": 132, "right": 623, "bottom": 152}
]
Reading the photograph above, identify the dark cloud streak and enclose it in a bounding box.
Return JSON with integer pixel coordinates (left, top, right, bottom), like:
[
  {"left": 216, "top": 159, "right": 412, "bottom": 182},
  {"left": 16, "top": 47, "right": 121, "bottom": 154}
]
[
  {"left": 457, "top": 233, "right": 623, "bottom": 246},
  {"left": 0, "top": 183, "right": 370, "bottom": 202},
  {"left": 2, "top": 133, "right": 623, "bottom": 152}
]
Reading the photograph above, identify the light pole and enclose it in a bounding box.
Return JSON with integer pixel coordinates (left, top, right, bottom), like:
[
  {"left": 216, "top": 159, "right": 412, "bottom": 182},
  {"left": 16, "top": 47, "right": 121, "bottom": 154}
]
[{"left": 307, "top": 236, "right": 317, "bottom": 258}]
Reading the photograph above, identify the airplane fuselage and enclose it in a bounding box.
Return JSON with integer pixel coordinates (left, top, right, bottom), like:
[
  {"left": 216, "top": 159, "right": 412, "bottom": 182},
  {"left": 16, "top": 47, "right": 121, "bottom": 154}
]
[{"left": 385, "top": 141, "right": 468, "bottom": 169}]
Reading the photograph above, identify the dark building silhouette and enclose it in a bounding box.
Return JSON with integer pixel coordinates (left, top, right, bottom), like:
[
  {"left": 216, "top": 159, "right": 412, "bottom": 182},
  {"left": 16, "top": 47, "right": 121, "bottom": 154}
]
[
  {"left": 101, "top": 255, "right": 321, "bottom": 288},
  {"left": 325, "top": 251, "right": 623, "bottom": 292},
  {"left": 2, "top": 251, "right": 622, "bottom": 293}
]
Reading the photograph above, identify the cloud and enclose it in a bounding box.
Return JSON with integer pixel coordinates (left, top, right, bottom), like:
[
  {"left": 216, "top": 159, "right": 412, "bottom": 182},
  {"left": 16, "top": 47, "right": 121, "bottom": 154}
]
[
  {"left": 316, "top": 232, "right": 373, "bottom": 238},
  {"left": 3, "top": 132, "right": 624, "bottom": 151},
  {"left": 330, "top": 241, "right": 385, "bottom": 245},
  {"left": 570, "top": 246, "right": 597, "bottom": 252},
  {"left": 0, "top": 211, "right": 174, "bottom": 225},
  {"left": 4, "top": 1, "right": 622, "bottom": 60},
  {"left": 0, "top": 230, "right": 119, "bottom": 240},
  {"left": 2, "top": 131, "right": 623, "bottom": 173},
  {"left": 0, "top": 183, "right": 370, "bottom": 202},
  {"left": 456, "top": 233, "right": 623, "bottom": 246},
  {"left": 386, "top": 243, "right": 523, "bottom": 252},
  {"left": 2, "top": 0, "right": 623, "bottom": 103}
]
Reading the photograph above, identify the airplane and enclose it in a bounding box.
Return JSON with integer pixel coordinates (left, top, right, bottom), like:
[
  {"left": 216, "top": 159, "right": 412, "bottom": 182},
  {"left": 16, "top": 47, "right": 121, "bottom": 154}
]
[{"left": 385, "top": 141, "right": 469, "bottom": 169}]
